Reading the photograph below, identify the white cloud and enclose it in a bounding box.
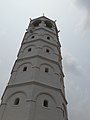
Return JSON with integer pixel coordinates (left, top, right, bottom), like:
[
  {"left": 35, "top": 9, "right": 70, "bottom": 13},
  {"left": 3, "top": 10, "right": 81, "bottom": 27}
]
[
  {"left": 71, "top": 0, "right": 90, "bottom": 29},
  {"left": 70, "top": 88, "right": 90, "bottom": 120},
  {"left": 63, "top": 52, "right": 83, "bottom": 76}
]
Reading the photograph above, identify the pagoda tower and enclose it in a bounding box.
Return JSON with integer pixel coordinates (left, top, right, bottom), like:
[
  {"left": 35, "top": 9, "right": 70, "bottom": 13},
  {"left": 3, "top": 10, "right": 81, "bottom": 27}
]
[{"left": 0, "top": 16, "right": 68, "bottom": 120}]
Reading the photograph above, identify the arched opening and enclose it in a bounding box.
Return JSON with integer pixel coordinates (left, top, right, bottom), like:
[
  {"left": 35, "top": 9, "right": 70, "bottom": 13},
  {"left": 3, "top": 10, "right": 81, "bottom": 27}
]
[
  {"left": 32, "top": 20, "right": 41, "bottom": 27},
  {"left": 28, "top": 48, "right": 31, "bottom": 52},
  {"left": 31, "top": 35, "right": 35, "bottom": 39},
  {"left": 47, "top": 36, "right": 50, "bottom": 40},
  {"left": 14, "top": 98, "right": 20, "bottom": 105},
  {"left": 43, "top": 100, "right": 48, "bottom": 107},
  {"left": 46, "top": 49, "right": 50, "bottom": 53},
  {"left": 45, "top": 67, "right": 49, "bottom": 73},
  {"left": 45, "top": 21, "right": 52, "bottom": 29},
  {"left": 23, "top": 66, "right": 27, "bottom": 72}
]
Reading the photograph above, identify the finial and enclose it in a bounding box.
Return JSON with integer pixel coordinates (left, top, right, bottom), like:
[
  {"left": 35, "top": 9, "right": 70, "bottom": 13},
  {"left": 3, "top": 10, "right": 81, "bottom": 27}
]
[
  {"left": 43, "top": 13, "right": 44, "bottom": 16},
  {"left": 30, "top": 18, "right": 32, "bottom": 21}
]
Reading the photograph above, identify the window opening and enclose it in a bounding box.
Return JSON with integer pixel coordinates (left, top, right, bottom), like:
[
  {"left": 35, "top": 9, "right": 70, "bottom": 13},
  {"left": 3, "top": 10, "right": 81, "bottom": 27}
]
[
  {"left": 23, "top": 66, "right": 27, "bottom": 71},
  {"left": 31, "top": 36, "right": 34, "bottom": 39},
  {"left": 14, "top": 98, "right": 20, "bottom": 105},
  {"left": 28, "top": 48, "right": 31, "bottom": 52},
  {"left": 33, "top": 20, "right": 41, "bottom": 27},
  {"left": 45, "top": 68, "right": 49, "bottom": 73},
  {"left": 47, "top": 36, "right": 50, "bottom": 40},
  {"left": 45, "top": 21, "right": 52, "bottom": 29},
  {"left": 46, "top": 49, "right": 49, "bottom": 53},
  {"left": 43, "top": 100, "right": 48, "bottom": 107}
]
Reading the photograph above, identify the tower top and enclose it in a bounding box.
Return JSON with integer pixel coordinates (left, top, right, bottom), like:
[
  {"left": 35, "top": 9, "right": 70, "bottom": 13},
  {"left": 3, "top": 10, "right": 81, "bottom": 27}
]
[
  {"left": 30, "top": 15, "right": 55, "bottom": 23},
  {"left": 28, "top": 15, "right": 59, "bottom": 34}
]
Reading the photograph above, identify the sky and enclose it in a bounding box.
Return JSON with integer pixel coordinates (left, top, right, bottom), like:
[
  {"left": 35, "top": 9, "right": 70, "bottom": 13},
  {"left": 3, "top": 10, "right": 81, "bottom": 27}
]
[{"left": 0, "top": 0, "right": 90, "bottom": 120}]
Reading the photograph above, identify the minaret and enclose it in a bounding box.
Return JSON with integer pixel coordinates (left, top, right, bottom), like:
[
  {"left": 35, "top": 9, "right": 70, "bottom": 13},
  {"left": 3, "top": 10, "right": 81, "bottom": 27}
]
[{"left": 0, "top": 16, "right": 68, "bottom": 120}]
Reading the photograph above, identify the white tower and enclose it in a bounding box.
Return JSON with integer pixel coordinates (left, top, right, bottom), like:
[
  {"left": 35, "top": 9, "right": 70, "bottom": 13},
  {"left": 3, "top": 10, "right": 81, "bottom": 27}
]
[{"left": 0, "top": 16, "right": 68, "bottom": 120}]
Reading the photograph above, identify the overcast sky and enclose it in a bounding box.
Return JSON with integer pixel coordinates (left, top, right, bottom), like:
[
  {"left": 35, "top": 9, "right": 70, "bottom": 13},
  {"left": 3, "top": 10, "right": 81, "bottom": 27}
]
[{"left": 0, "top": 0, "right": 90, "bottom": 120}]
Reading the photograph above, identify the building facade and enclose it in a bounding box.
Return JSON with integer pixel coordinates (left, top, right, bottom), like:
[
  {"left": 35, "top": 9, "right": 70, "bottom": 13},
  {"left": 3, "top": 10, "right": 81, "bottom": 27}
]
[{"left": 0, "top": 16, "right": 68, "bottom": 120}]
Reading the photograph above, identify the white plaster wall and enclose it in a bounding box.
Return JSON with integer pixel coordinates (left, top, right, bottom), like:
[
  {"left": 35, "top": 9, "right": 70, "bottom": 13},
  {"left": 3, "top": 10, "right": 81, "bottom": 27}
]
[{"left": 0, "top": 16, "right": 67, "bottom": 120}]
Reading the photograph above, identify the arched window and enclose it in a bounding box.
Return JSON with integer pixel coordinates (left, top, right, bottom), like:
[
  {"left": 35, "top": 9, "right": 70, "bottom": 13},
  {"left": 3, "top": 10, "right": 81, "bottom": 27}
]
[
  {"left": 45, "top": 21, "right": 52, "bottom": 29},
  {"left": 14, "top": 98, "right": 20, "bottom": 105},
  {"left": 45, "top": 67, "right": 49, "bottom": 73},
  {"left": 28, "top": 48, "right": 31, "bottom": 52},
  {"left": 32, "top": 20, "right": 41, "bottom": 27},
  {"left": 31, "top": 36, "right": 35, "bottom": 39},
  {"left": 23, "top": 66, "right": 27, "bottom": 72},
  {"left": 46, "top": 49, "right": 50, "bottom": 53},
  {"left": 43, "top": 100, "right": 48, "bottom": 107},
  {"left": 47, "top": 36, "right": 50, "bottom": 40}
]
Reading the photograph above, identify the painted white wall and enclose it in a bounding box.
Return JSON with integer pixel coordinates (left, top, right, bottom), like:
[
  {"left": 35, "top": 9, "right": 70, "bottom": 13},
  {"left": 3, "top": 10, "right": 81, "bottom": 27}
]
[{"left": 0, "top": 16, "right": 68, "bottom": 120}]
